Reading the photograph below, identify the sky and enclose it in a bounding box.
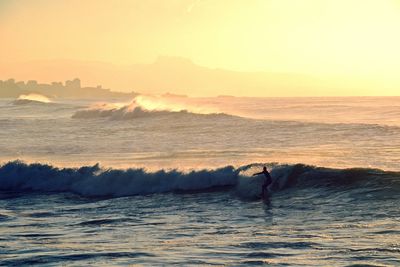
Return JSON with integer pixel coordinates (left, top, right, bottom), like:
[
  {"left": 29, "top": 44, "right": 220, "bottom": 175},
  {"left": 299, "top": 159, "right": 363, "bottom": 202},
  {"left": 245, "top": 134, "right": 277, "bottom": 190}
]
[{"left": 1, "top": 0, "right": 400, "bottom": 96}]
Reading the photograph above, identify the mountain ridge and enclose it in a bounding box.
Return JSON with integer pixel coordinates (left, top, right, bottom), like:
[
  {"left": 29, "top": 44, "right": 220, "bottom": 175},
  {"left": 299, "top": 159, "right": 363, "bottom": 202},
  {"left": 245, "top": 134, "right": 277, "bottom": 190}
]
[{"left": 0, "top": 56, "right": 358, "bottom": 97}]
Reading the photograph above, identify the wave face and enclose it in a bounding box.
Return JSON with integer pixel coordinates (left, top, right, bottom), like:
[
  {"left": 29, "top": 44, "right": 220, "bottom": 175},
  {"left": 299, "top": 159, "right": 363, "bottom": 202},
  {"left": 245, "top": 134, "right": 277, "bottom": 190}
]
[
  {"left": 72, "top": 95, "right": 231, "bottom": 119},
  {"left": 71, "top": 105, "right": 231, "bottom": 119},
  {"left": 1, "top": 161, "right": 398, "bottom": 198},
  {"left": 12, "top": 99, "right": 54, "bottom": 105}
]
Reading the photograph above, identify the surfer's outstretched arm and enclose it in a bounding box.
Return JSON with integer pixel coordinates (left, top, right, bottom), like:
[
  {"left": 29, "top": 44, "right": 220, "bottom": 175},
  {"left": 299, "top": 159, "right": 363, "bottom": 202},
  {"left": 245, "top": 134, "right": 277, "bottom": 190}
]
[{"left": 252, "top": 172, "right": 263, "bottom": 176}]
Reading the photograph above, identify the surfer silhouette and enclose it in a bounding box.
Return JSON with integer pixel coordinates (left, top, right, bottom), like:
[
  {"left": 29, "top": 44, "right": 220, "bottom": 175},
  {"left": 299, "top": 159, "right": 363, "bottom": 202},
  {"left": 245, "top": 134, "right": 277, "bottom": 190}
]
[{"left": 253, "top": 166, "right": 272, "bottom": 198}]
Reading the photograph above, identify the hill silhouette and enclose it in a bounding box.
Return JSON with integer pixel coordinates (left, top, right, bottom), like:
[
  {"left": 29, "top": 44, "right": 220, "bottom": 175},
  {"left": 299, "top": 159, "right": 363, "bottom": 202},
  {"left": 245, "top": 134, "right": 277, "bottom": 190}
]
[{"left": 1, "top": 57, "right": 347, "bottom": 97}]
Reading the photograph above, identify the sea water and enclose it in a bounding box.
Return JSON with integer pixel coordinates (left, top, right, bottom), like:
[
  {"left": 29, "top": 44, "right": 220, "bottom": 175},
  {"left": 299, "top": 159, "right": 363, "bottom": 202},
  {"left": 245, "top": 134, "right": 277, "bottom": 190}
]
[{"left": 0, "top": 96, "right": 399, "bottom": 266}]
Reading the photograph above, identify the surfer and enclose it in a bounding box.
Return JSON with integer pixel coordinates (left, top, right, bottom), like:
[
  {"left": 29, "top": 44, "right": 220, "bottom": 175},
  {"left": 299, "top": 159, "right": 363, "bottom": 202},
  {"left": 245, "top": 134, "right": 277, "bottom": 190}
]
[{"left": 253, "top": 166, "right": 272, "bottom": 198}]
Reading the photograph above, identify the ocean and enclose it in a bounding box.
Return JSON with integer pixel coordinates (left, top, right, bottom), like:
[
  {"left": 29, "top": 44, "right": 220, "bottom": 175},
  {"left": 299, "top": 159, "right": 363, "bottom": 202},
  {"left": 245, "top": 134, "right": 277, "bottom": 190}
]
[{"left": 0, "top": 96, "right": 399, "bottom": 266}]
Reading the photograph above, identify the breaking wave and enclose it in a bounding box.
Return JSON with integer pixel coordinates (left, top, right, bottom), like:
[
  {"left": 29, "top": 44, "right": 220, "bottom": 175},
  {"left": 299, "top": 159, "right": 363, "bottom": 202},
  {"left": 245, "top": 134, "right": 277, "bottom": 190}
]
[
  {"left": 71, "top": 106, "right": 231, "bottom": 119},
  {"left": 13, "top": 93, "right": 52, "bottom": 105},
  {"left": 72, "top": 95, "right": 233, "bottom": 119},
  {"left": 0, "top": 161, "right": 398, "bottom": 198}
]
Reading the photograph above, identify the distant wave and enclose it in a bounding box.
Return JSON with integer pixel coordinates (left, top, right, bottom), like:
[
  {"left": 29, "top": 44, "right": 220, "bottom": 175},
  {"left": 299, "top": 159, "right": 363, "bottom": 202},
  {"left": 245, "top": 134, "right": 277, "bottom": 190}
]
[
  {"left": 72, "top": 106, "right": 232, "bottom": 119},
  {"left": 13, "top": 93, "right": 52, "bottom": 105},
  {"left": 0, "top": 161, "right": 398, "bottom": 198},
  {"left": 72, "top": 96, "right": 234, "bottom": 119}
]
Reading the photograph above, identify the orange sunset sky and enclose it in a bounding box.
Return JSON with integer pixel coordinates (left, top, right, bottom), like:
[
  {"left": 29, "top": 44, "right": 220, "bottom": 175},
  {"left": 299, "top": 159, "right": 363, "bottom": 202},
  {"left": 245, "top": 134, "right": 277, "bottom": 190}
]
[{"left": 1, "top": 0, "right": 400, "bottom": 96}]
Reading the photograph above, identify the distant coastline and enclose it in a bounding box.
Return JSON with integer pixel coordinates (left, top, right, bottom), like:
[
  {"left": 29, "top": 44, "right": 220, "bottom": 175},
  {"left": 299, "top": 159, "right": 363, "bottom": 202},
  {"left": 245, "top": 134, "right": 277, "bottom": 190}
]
[{"left": 0, "top": 78, "right": 137, "bottom": 100}]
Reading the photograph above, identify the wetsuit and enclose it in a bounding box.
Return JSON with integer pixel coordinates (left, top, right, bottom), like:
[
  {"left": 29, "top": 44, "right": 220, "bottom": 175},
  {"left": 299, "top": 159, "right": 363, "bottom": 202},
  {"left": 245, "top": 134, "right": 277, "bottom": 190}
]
[
  {"left": 261, "top": 170, "right": 272, "bottom": 195},
  {"left": 253, "top": 169, "right": 273, "bottom": 197}
]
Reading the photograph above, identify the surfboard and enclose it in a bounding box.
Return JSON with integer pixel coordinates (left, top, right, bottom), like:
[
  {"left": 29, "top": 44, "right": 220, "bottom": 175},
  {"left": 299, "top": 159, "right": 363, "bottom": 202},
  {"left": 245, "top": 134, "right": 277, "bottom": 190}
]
[
  {"left": 257, "top": 192, "right": 268, "bottom": 200},
  {"left": 259, "top": 189, "right": 271, "bottom": 200}
]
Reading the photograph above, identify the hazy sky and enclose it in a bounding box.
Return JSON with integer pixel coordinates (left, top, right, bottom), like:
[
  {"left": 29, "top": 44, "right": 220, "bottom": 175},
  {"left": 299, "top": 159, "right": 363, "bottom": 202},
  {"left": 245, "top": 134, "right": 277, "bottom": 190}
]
[{"left": 1, "top": 0, "right": 400, "bottom": 95}]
